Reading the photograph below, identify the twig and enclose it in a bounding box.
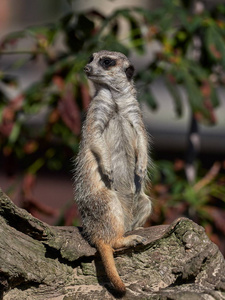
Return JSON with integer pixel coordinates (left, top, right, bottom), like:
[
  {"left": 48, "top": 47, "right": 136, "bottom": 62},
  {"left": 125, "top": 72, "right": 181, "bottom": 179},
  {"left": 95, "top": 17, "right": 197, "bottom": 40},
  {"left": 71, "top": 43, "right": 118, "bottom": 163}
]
[{"left": 193, "top": 161, "right": 221, "bottom": 192}]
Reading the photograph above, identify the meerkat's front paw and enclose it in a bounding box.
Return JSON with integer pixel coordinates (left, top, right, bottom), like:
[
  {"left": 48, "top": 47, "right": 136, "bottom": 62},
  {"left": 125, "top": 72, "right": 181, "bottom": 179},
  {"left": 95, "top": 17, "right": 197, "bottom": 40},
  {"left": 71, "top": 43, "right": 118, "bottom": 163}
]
[
  {"left": 128, "top": 234, "right": 147, "bottom": 246},
  {"left": 104, "top": 167, "right": 113, "bottom": 182},
  {"left": 114, "top": 235, "right": 147, "bottom": 249},
  {"left": 135, "top": 165, "right": 147, "bottom": 179},
  {"left": 134, "top": 166, "right": 146, "bottom": 193},
  {"left": 100, "top": 164, "right": 114, "bottom": 187}
]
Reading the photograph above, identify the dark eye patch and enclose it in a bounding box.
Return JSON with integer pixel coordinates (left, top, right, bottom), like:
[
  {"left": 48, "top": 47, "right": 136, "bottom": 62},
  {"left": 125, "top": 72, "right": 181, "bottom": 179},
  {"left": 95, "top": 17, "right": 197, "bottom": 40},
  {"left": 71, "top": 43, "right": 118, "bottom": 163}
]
[
  {"left": 88, "top": 55, "right": 94, "bottom": 63},
  {"left": 99, "top": 57, "right": 116, "bottom": 69}
]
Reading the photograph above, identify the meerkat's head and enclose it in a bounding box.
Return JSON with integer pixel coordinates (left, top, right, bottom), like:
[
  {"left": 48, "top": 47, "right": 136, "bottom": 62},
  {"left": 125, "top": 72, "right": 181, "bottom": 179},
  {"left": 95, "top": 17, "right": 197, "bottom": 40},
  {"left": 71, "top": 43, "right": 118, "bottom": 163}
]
[{"left": 84, "top": 50, "right": 135, "bottom": 89}]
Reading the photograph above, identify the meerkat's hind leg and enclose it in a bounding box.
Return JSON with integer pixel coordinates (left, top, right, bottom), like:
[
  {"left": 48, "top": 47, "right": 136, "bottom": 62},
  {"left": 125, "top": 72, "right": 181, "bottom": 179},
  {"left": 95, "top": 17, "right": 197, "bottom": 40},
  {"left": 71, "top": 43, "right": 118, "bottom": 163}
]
[{"left": 132, "top": 193, "right": 152, "bottom": 230}]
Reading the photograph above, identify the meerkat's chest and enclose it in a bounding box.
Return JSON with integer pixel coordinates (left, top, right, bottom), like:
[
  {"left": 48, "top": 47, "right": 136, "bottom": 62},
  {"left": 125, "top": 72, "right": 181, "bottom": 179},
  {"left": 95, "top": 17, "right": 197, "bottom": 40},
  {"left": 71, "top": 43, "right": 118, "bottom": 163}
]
[
  {"left": 103, "top": 112, "right": 137, "bottom": 193},
  {"left": 104, "top": 113, "right": 136, "bottom": 150}
]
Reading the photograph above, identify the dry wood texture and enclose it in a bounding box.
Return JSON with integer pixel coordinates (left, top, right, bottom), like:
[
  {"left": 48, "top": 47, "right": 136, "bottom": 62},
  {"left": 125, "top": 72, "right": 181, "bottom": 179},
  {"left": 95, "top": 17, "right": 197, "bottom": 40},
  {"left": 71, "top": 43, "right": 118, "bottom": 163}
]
[{"left": 0, "top": 189, "right": 225, "bottom": 299}]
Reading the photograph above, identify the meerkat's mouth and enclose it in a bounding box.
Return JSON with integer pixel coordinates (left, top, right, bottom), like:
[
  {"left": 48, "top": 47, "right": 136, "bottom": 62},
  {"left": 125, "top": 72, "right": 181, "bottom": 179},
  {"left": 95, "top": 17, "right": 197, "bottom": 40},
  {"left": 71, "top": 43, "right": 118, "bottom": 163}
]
[
  {"left": 86, "top": 74, "right": 105, "bottom": 82},
  {"left": 86, "top": 74, "right": 104, "bottom": 78}
]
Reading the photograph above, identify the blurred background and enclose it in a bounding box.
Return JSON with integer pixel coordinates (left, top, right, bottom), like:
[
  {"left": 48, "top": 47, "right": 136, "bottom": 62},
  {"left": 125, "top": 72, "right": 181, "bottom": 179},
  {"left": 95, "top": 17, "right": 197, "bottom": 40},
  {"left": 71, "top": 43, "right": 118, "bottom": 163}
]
[{"left": 0, "top": 0, "right": 225, "bottom": 254}]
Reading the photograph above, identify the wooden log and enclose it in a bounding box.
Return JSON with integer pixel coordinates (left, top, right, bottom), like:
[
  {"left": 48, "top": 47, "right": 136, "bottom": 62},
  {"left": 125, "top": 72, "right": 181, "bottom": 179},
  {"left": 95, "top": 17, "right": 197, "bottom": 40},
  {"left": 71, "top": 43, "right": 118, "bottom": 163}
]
[{"left": 0, "top": 189, "right": 224, "bottom": 299}]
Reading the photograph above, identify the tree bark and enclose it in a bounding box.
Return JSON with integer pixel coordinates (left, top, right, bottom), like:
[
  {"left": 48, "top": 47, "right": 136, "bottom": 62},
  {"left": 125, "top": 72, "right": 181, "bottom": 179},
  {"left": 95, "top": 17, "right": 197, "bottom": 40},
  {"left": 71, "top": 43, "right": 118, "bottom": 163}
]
[{"left": 0, "top": 188, "right": 225, "bottom": 300}]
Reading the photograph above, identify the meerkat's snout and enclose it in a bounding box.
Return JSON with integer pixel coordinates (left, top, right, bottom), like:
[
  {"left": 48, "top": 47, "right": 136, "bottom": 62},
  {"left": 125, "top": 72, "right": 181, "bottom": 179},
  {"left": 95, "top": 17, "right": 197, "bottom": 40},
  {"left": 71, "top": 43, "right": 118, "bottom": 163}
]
[{"left": 84, "top": 65, "right": 92, "bottom": 74}]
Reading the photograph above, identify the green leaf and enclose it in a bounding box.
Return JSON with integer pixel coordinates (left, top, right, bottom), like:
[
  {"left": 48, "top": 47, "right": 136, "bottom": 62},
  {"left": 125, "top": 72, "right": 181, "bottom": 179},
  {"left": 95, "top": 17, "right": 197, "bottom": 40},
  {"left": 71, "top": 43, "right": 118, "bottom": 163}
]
[
  {"left": 26, "top": 24, "right": 57, "bottom": 43},
  {"left": 132, "top": 7, "right": 154, "bottom": 23},
  {"left": 0, "top": 101, "right": 6, "bottom": 123},
  {"left": 106, "top": 9, "right": 144, "bottom": 53},
  {"left": 157, "top": 160, "right": 177, "bottom": 185},
  {"left": 24, "top": 82, "right": 45, "bottom": 105},
  {"left": 1, "top": 30, "right": 26, "bottom": 47},
  {"left": 183, "top": 186, "right": 199, "bottom": 206},
  {"left": 27, "top": 158, "right": 45, "bottom": 174},
  {"left": 70, "top": 53, "right": 88, "bottom": 75},
  {"left": 216, "top": 4, "right": 225, "bottom": 15},
  {"left": 141, "top": 87, "right": 158, "bottom": 110},
  {"left": 137, "top": 67, "right": 159, "bottom": 83},
  {"left": 188, "top": 61, "right": 208, "bottom": 81},
  {"left": 211, "top": 185, "right": 225, "bottom": 202},
  {"left": 179, "top": 68, "right": 202, "bottom": 112},
  {"left": 96, "top": 34, "right": 129, "bottom": 56},
  {"left": 172, "top": 181, "right": 185, "bottom": 195},
  {"left": 129, "top": 17, "right": 144, "bottom": 54},
  {"left": 210, "top": 85, "right": 220, "bottom": 108},
  {"left": 9, "top": 121, "right": 21, "bottom": 144},
  {"left": 205, "top": 25, "right": 225, "bottom": 67},
  {"left": 165, "top": 77, "right": 183, "bottom": 117},
  {"left": 47, "top": 158, "right": 62, "bottom": 171},
  {"left": 43, "top": 55, "right": 76, "bottom": 83},
  {"left": 180, "top": 69, "right": 218, "bottom": 123},
  {"left": 178, "top": 12, "right": 202, "bottom": 33}
]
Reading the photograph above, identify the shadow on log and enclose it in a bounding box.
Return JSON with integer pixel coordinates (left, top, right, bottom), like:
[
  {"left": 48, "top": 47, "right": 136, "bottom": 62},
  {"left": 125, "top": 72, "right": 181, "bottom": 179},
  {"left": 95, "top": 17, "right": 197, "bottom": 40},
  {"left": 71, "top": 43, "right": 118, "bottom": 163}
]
[{"left": 0, "top": 188, "right": 225, "bottom": 299}]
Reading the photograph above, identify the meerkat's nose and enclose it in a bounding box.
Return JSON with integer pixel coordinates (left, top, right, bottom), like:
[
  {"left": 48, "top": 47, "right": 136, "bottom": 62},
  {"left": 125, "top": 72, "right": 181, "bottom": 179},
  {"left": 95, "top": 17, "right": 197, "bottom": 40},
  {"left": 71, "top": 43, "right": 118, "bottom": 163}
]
[{"left": 84, "top": 65, "right": 92, "bottom": 74}]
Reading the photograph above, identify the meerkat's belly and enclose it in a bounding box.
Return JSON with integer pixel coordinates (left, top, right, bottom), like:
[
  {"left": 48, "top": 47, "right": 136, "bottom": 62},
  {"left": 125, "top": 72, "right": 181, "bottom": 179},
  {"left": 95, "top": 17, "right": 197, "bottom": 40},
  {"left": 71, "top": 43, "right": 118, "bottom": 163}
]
[{"left": 104, "top": 115, "right": 136, "bottom": 195}]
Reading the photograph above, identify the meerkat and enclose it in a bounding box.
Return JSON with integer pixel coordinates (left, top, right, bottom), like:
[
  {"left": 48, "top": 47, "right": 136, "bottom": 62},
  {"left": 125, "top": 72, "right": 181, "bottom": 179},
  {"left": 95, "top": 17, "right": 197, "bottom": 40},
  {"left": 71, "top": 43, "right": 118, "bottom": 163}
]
[{"left": 74, "top": 50, "right": 152, "bottom": 293}]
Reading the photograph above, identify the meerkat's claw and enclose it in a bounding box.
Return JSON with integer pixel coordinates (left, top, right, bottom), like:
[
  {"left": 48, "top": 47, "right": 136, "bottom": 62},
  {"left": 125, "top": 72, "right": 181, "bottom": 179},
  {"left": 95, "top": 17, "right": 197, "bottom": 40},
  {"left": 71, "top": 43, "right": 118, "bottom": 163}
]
[
  {"left": 135, "top": 166, "right": 147, "bottom": 179},
  {"left": 127, "top": 235, "right": 147, "bottom": 247}
]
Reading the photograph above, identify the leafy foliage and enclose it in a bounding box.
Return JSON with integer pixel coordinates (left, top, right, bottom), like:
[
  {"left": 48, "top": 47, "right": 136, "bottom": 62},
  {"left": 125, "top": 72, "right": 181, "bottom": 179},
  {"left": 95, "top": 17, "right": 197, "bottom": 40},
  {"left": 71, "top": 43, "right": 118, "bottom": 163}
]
[{"left": 149, "top": 160, "right": 225, "bottom": 253}]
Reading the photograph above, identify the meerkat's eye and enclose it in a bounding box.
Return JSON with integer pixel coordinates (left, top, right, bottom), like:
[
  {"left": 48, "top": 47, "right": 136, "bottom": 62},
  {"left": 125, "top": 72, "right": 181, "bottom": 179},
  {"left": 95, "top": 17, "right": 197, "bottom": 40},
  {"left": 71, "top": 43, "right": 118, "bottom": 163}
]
[
  {"left": 99, "top": 57, "right": 116, "bottom": 69},
  {"left": 103, "top": 59, "right": 111, "bottom": 66},
  {"left": 88, "top": 55, "right": 94, "bottom": 63}
]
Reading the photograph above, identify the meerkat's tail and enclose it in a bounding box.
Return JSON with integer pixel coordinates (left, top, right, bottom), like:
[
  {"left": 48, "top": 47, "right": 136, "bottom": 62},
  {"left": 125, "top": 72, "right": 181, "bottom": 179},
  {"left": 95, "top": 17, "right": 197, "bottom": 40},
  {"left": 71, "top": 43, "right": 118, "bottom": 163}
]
[{"left": 96, "top": 240, "right": 126, "bottom": 294}]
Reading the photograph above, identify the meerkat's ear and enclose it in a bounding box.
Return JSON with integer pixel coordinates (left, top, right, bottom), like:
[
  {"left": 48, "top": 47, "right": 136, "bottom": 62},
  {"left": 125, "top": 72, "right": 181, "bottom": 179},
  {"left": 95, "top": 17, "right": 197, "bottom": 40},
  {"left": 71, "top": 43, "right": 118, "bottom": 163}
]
[{"left": 125, "top": 65, "right": 135, "bottom": 81}]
